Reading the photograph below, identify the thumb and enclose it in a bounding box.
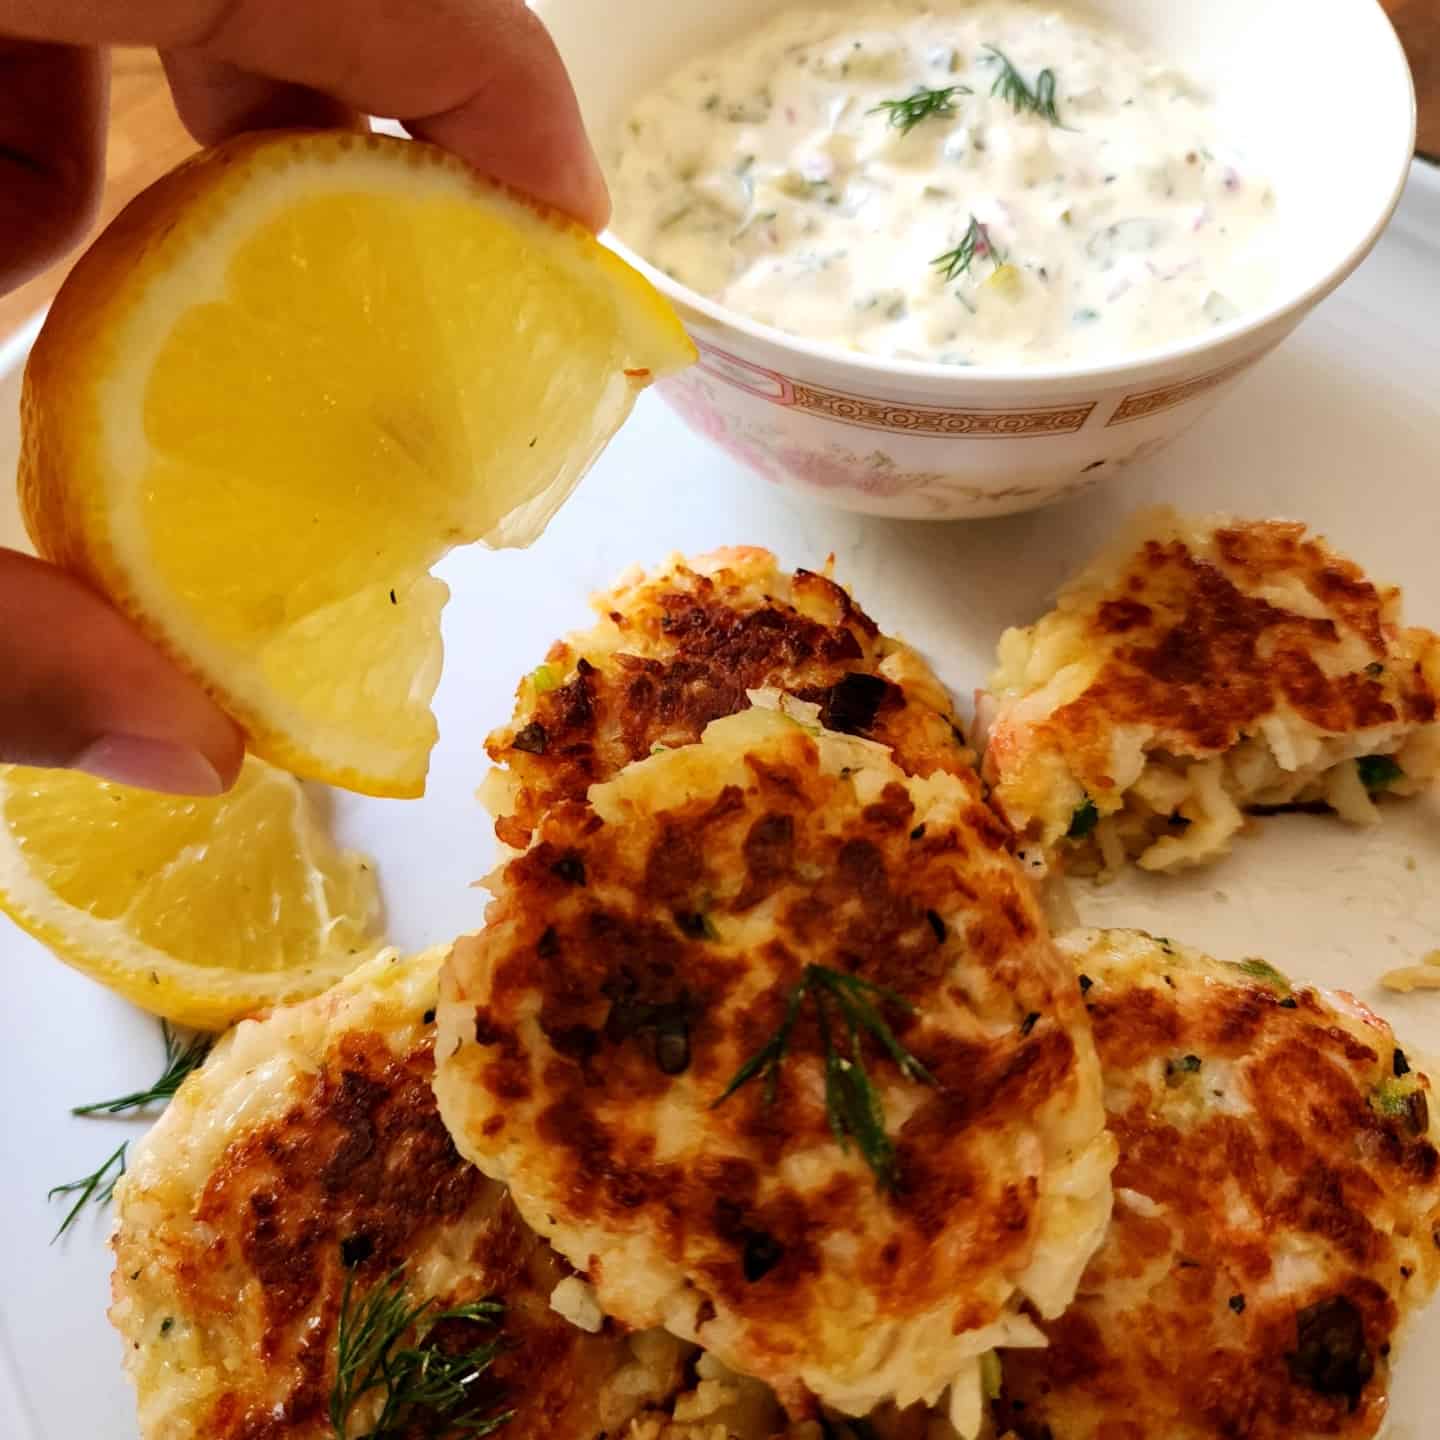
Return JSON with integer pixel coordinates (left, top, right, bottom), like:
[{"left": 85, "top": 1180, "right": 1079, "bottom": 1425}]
[{"left": 0, "top": 547, "right": 245, "bottom": 794}]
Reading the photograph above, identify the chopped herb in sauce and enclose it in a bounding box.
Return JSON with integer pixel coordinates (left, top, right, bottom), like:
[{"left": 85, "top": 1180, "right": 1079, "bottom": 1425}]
[
  {"left": 933, "top": 214, "right": 1004, "bottom": 284},
  {"left": 1165, "top": 1053, "right": 1203, "bottom": 1087},
  {"left": 982, "top": 44, "right": 1063, "bottom": 126},
  {"left": 869, "top": 83, "right": 971, "bottom": 134},
  {"left": 610, "top": 6, "right": 1277, "bottom": 366}
]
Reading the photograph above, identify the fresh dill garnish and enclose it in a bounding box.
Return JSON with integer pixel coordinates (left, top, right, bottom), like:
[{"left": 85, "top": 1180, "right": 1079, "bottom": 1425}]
[
  {"left": 71, "top": 1022, "right": 213, "bottom": 1116},
  {"left": 331, "top": 1263, "right": 513, "bottom": 1440},
  {"left": 982, "top": 44, "right": 1063, "bottom": 125},
  {"left": 932, "top": 214, "right": 1004, "bottom": 284},
  {"left": 51, "top": 1022, "right": 214, "bottom": 1239},
  {"left": 869, "top": 84, "right": 971, "bottom": 135},
  {"left": 48, "top": 1141, "right": 127, "bottom": 1240},
  {"left": 712, "top": 964, "right": 933, "bottom": 1192}
]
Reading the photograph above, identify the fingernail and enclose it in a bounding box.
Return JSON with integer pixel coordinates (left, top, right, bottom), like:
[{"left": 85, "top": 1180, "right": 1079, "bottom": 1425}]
[
  {"left": 71, "top": 735, "right": 225, "bottom": 796},
  {"left": 578, "top": 134, "right": 612, "bottom": 231}
]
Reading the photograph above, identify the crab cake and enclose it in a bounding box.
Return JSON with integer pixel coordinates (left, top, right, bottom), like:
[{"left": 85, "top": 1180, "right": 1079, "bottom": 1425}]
[
  {"left": 995, "top": 929, "right": 1440, "bottom": 1440},
  {"left": 111, "top": 947, "right": 687, "bottom": 1440},
  {"left": 436, "top": 708, "right": 1115, "bottom": 1429},
  {"left": 979, "top": 508, "right": 1440, "bottom": 875},
  {"left": 482, "top": 547, "right": 970, "bottom": 848}
]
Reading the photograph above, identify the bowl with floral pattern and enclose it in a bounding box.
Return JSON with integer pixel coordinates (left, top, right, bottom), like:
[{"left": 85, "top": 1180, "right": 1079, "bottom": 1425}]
[{"left": 537, "top": 0, "right": 1415, "bottom": 518}]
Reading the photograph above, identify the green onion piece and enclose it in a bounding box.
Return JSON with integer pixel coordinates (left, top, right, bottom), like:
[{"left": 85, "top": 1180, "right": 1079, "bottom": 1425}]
[
  {"left": 980, "top": 1350, "right": 1003, "bottom": 1400},
  {"left": 1233, "top": 958, "right": 1292, "bottom": 995},
  {"left": 1067, "top": 797, "right": 1099, "bottom": 839},
  {"left": 1356, "top": 754, "right": 1404, "bottom": 792}
]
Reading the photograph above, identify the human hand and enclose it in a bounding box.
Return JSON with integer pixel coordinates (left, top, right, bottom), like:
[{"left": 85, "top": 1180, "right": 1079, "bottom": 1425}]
[{"left": 0, "top": 0, "right": 607, "bottom": 793}]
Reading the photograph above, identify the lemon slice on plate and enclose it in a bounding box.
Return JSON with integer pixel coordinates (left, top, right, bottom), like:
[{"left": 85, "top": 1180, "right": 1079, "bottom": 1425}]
[
  {"left": 20, "top": 129, "right": 694, "bottom": 798},
  {"left": 0, "top": 758, "right": 381, "bottom": 1029}
]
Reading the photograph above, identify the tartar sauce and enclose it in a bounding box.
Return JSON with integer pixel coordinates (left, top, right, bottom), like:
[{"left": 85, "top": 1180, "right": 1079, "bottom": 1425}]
[{"left": 608, "top": 1, "right": 1278, "bottom": 368}]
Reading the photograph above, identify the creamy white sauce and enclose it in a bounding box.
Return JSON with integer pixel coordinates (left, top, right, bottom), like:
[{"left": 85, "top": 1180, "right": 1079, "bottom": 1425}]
[{"left": 609, "top": 0, "right": 1278, "bottom": 367}]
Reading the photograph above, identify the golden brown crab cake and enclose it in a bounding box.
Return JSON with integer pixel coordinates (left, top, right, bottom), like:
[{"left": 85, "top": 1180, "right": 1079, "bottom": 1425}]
[
  {"left": 110, "top": 947, "right": 687, "bottom": 1440},
  {"left": 482, "top": 547, "right": 970, "bottom": 849},
  {"left": 436, "top": 707, "right": 1115, "bottom": 1430},
  {"left": 979, "top": 508, "right": 1440, "bottom": 875},
  {"left": 994, "top": 929, "right": 1440, "bottom": 1440}
]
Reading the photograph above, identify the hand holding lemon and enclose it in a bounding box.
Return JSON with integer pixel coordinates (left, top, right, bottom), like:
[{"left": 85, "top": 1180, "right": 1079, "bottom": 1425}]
[
  {"left": 0, "top": 0, "right": 640, "bottom": 796},
  {"left": 0, "top": 2, "right": 695, "bottom": 1026}
]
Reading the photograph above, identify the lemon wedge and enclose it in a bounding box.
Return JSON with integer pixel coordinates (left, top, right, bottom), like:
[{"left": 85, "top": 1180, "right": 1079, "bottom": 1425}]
[
  {"left": 20, "top": 130, "right": 695, "bottom": 797},
  {"left": 0, "top": 757, "right": 382, "bottom": 1029}
]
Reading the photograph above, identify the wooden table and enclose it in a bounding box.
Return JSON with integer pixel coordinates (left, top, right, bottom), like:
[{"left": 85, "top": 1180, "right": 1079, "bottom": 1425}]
[{"left": 1, "top": 9, "right": 1437, "bottom": 340}]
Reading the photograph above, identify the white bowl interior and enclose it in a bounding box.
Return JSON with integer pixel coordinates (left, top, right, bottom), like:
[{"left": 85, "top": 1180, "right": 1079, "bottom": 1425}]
[{"left": 539, "top": 0, "right": 1415, "bottom": 357}]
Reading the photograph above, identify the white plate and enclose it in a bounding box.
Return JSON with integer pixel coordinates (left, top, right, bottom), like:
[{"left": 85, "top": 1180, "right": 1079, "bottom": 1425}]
[{"left": 1, "top": 162, "right": 1438, "bottom": 1440}]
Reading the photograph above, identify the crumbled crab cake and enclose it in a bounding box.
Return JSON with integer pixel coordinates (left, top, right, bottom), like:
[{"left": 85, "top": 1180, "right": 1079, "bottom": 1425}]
[
  {"left": 483, "top": 546, "right": 970, "bottom": 848},
  {"left": 995, "top": 929, "right": 1440, "bottom": 1440},
  {"left": 110, "top": 947, "right": 687, "bottom": 1440},
  {"left": 632, "top": 1358, "right": 964, "bottom": 1440},
  {"left": 436, "top": 707, "right": 1115, "bottom": 1430},
  {"left": 979, "top": 508, "right": 1440, "bottom": 874}
]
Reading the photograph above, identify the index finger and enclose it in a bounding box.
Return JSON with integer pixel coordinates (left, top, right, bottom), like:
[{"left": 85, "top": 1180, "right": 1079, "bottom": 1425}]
[{"left": 0, "top": 0, "right": 609, "bottom": 229}]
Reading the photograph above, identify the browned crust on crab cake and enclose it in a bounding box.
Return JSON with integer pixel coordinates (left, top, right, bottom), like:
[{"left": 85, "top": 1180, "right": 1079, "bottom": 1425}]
[
  {"left": 484, "top": 547, "right": 971, "bottom": 848},
  {"left": 981, "top": 509, "right": 1440, "bottom": 872},
  {"left": 1043, "top": 521, "right": 1427, "bottom": 758},
  {"left": 995, "top": 929, "right": 1440, "bottom": 1440},
  {"left": 438, "top": 710, "right": 1113, "bottom": 1421},
  {"left": 111, "top": 949, "right": 683, "bottom": 1440}
]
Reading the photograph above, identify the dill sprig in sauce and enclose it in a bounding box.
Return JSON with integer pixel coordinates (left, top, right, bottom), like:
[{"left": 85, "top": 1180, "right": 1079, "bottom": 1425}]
[
  {"left": 869, "top": 83, "right": 971, "bottom": 135},
  {"left": 982, "top": 44, "right": 1063, "bottom": 126},
  {"left": 932, "top": 214, "right": 1005, "bottom": 284},
  {"left": 49, "top": 1021, "right": 214, "bottom": 1239},
  {"left": 330, "top": 1262, "right": 513, "bottom": 1440},
  {"left": 712, "top": 964, "right": 934, "bottom": 1192}
]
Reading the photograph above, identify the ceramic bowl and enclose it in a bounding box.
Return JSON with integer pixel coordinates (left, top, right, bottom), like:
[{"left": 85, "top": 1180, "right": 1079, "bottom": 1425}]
[{"left": 536, "top": 0, "right": 1415, "bottom": 518}]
